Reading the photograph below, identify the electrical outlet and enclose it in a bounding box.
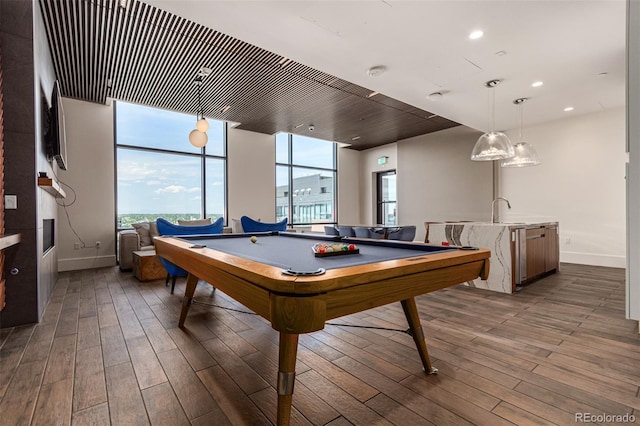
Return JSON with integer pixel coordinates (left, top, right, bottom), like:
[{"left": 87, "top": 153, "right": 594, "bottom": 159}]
[
  {"left": 74, "top": 243, "right": 81, "bottom": 250},
  {"left": 95, "top": 241, "right": 101, "bottom": 248}
]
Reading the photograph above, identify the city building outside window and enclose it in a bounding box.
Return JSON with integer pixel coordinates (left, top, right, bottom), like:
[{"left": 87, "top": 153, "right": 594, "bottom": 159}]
[
  {"left": 275, "top": 133, "right": 337, "bottom": 231},
  {"left": 115, "top": 101, "right": 226, "bottom": 229}
]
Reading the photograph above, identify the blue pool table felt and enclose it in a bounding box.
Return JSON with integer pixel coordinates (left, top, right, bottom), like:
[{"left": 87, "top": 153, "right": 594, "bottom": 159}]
[{"left": 176, "top": 232, "right": 456, "bottom": 274}]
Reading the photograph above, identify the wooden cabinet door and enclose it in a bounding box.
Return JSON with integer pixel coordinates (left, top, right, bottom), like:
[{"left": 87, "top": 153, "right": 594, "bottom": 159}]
[
  {"left": 545, "top": 226, "right": 559, "bottom": 272},
  {"left": 526, "top": 228, "right": 546, "bottom": 279}
]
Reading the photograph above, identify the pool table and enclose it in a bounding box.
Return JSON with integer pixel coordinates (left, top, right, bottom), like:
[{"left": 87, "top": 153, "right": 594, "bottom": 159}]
[{"left": 154, "top": 232, "right": 490, "bottom": 425}]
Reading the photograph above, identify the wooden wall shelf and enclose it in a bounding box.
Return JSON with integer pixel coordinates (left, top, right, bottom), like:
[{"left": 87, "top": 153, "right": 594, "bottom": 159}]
[
  {"left": 0, "top": 233, "right": 21, "bottom": 250},
  {"left": 38, "top": 177, "right": 66, "bottom": 198}
]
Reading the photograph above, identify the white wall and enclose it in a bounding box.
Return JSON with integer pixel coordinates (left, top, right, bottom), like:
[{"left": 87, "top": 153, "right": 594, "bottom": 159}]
[
  {"left": 358, "top": 143, "right": 397, "bottom": 225},
  {"left": 57, "top": 99, "right": 115, "bottom": 271},
  {"left": 500, "top": 107, "right": 626, "bottom": 268},
  {"left": 396, "top": 126, "right": 492, "bottom": 242}
]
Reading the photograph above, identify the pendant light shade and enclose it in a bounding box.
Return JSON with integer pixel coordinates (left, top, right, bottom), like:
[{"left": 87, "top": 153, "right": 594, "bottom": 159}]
[
  {"left": 501, "top": 142, "right": 540, "bottom": 167},
  {"left": 196, "top": 117, "right": 209, "bottom": 132},
  {"left": 471, "top": 79, "right": 515, "bottom": 161},
  {"left": 501, "top": 98, "right": 541, "bottom": 167},
  {"left": 189, "top": 129, "right": 208, "bottom": 147},
  {"left": 471, "top": 131, "right": 515, "bottom": 160}
]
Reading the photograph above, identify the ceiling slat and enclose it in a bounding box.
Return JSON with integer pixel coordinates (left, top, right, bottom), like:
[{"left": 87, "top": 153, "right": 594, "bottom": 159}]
[{"left": 38, "top": 0, "right": 460, "bottom": 150}]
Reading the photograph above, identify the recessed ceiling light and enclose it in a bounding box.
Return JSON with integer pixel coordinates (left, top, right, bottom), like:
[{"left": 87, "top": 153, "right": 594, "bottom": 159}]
[
  {"left": 294, "top": 123, "right": 304, "bottom": 128},
  {"left": 220, "top": 105, "right": 231, "bottom": 113},
  {"left": 351, "top": 136, "right": 361, "bottom": 141},
  {"left": 564, "top": 106, "right": 574, "bottom": 112},
  {"left": 597, "top": 72, "right": 608, "bottom": 77},
  {"left": 367, "top": 91, "right": 380, "bottom": 98},
  {"left": 427, "top": 92, "right": 443, "bottom": 101},
  {"left": 469, "top": 30, "right": 484, "bottom": 40},
  {"left": 531, "top": 81, "right": 543, "bottom": 88},
  {"left": 367, "top": 66, "right": 387, "bottom": 77}
]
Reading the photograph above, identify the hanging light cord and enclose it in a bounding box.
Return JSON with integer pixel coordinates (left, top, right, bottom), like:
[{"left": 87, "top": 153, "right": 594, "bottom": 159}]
[
  {"left": 518, "top": 102, "right": 524, "bottom": 140},
  {"left": 195, "top": 76, "right": 203, "bottom": 119}
]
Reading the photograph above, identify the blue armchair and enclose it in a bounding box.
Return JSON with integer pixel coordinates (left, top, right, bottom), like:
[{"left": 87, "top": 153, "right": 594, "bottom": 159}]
[
  {"left": 155, "top": 217, "right": 224, "bottom": 294},
  {"left": 240, "top": 216, "right": 287, "bottom": 232},
  {"left": 387, "top": 226, "right": 417, "bottom": 241}
]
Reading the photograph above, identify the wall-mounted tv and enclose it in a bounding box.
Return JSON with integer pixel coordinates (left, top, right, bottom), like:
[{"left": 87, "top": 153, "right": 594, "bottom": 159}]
[{"left": 45, "top": 80, "right": 68, "bottom": 170}]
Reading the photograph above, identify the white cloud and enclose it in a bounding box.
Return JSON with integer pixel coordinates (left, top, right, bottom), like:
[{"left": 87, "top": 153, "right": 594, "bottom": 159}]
[{"left": 154, "top": 185, "right": 201, "bottom": 194}]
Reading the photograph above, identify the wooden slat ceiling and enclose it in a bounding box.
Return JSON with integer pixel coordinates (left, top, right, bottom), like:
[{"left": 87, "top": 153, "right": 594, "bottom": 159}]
[{"left": 39, "top": 0, "right": 460, "bottom": 150}]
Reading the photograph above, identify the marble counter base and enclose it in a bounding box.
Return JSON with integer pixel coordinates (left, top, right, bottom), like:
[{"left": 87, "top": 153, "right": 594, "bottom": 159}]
[{"left": 429, "top": 223, "right": 514, "bottom": 293}]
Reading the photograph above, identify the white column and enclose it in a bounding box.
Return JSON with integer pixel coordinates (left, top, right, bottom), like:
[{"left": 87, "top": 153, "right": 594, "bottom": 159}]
[{"left": 626, "top": 0, "right": 640, "bottom": 322}]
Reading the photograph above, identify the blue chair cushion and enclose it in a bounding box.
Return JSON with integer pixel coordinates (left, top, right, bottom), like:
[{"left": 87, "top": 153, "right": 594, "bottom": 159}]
[
  {"left": 156, "top": 217, "right": 224, "bottom": 236},
  {"left": 240, "top": 216, "right": 287, "bottom": 232},
  {"left": 155, "top": 217, "right": 224, "bottom": 280}
]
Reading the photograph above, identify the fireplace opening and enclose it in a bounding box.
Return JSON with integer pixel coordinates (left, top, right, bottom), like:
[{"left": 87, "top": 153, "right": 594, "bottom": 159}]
[{"left": 43, "top": 219, "right": 54, "bottom": 254}]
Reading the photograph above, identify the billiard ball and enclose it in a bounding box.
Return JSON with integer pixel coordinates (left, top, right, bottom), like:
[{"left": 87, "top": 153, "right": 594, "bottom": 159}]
[{"left": 250, "top": 236, "right": 257, "bottom": 243}]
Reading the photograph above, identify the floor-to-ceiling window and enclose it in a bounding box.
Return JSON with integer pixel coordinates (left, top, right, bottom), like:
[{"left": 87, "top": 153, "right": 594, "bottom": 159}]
[
  {"left": 115, "top": 101, "right": 226, "bottom": 228},
  {"left": 275, "top": 133, "right": 337, "bottom": 230}
]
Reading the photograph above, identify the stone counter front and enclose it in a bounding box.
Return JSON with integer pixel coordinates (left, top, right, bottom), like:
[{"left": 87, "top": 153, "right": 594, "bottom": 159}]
[{"left": 429, "top": 223, "right": 515, "bottom": 293}]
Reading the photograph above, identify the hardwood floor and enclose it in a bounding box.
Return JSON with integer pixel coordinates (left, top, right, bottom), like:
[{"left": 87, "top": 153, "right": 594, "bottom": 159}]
[{"left": 0, "top": 263, "right": 638, "bottom": 425}]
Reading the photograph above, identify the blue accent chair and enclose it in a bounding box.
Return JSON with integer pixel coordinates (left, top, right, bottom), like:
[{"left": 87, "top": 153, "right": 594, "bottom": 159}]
[
  {"left": 336, "top": 226, "right": 355, "bottom": 237},
  {"left": 240, "top": 216, "right": 287, "bottom": 233},
  {"left": 155, "top": 217, "right": 224, "bottom": 294},
  {"left": 324, "top": 225, "right": 340, "bottom": 236},
  {"left": 387, "top": 226, "right": 417, "bottom": 241},
  {"left": 353, "top": 226, "right": 385, "bottom": 239}
]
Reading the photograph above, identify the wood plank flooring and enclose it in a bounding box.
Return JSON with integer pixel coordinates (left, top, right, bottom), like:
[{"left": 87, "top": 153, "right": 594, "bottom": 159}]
[{"left": 0, "top": 263, "right": 638, "bottom": 425}]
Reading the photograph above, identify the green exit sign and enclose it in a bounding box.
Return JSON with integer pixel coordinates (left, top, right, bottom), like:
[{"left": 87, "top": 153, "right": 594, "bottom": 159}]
[{"left": 377, "top": 156, "right": 388, "bottom": 165}]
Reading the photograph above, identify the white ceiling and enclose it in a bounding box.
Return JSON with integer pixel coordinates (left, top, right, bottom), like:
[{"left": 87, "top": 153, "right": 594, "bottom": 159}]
[{"left": 147, "top": 0, "right": 627, "bottom": 135}]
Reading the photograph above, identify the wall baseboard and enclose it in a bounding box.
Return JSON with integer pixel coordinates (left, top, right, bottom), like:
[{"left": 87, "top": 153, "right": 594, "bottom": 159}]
[
  {"left": 58, "top": 255, "right": 117, "bottom": 272},
  {"left": 560, "top": 251, "right": 626, "bottom": 269}
]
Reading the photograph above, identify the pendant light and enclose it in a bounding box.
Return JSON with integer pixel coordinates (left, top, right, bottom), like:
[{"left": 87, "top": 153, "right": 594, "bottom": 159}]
[
  {"left": 188, "top": 75, "right": 208, "bottom": 147},
  {"left": 501, "top": 98, "right": 541, "bottom": 167},
  {"left": 471, "top": 79, "right": 515, "bottom": 161}
]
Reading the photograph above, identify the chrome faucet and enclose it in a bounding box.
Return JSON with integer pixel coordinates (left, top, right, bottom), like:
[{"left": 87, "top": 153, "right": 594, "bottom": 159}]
[{"left": 491, "top": 197, "right": 511, "bottom": 224}]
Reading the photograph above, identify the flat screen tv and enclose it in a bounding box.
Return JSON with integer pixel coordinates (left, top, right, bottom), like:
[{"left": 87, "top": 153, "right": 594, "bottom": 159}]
[{"left": 45, "top": 80, "right": 68, "bottom": 170}]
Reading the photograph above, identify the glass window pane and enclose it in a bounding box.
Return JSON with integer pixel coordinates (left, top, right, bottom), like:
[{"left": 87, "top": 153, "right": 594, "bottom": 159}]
[
  {"left": 275, "top": 133, "right": 289, "bottom": 164},
  {"left": 382, "top": 202, "right": 397, "bottom": 226},
  {"left": 276, "top": 166, "right": 289, "bottom": 222},
  {"left": 116, "top": 102, "right": 202, "bottom": 154},
  {"left": 381, "top": 173, "right": 396, "bottom": 201},
  {"left": 117, "top": 148, "right": 202, "bottom": 227},
  {"left": 291, "top": 135, "right": 334, "bottom": 168},
  {"left": 205, "top": 158, "right": 225, "bottom": 221},
  {"left": 204, "top": 119, "right": 225, "bottom": 157},
  {"left": 292, "top": 167, "right": 334, "bottom": 223}
]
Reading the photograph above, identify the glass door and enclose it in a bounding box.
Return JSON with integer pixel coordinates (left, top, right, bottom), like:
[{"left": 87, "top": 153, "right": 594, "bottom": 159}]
[{"left": 376, "top": 170, "right": 396, "bottom": 225}]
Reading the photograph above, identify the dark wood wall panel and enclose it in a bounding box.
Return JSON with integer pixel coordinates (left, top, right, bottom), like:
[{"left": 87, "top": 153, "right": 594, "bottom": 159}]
[{"left": 0, "top": 44, "right": 5, "bottom": 311}]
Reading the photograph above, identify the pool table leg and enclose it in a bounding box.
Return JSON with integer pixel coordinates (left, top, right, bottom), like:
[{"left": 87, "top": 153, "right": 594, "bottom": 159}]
[
  {"left": 277, "top": 332, "right": 299, "bottom": 426},
  {"left": 401, "top": 298, "right": 438, "bottom": 374},
  {"left": 178, "top": 274, "right": 199, "bottom": 327}
]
